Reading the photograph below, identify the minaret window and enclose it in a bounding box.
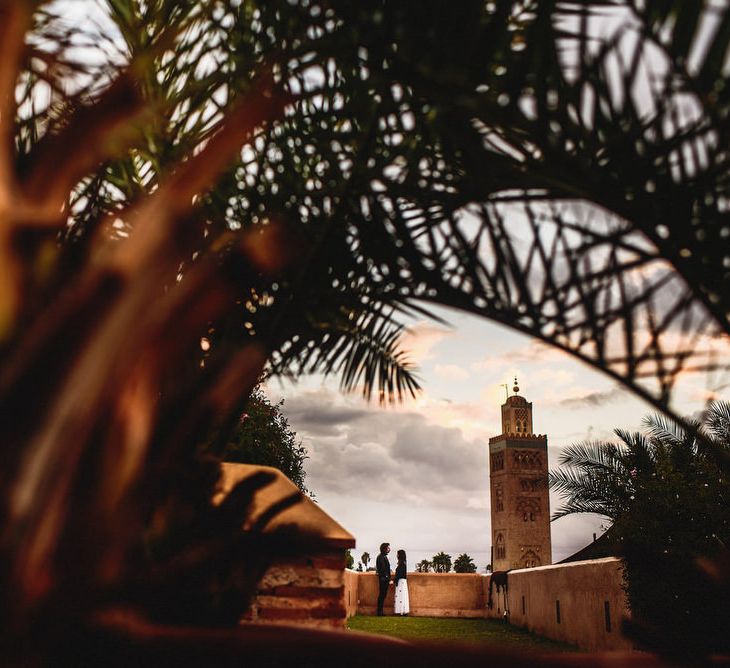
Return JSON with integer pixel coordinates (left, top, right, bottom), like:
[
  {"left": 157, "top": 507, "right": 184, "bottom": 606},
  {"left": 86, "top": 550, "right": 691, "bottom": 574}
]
[
  {"left": 512, "top": 450, "right": 543, "bottom": 469},
  {"left": 522, "top": 550, "right": 541, "bottom": 568},
  {"left": 520, "top": 478, "right": 541, "bottom": 492},
  {"left": 495, "top": 533, "right": 505, "bottom": 560},
  {"left": 517, "top": 497, "right": 540, "bottom": 521}
]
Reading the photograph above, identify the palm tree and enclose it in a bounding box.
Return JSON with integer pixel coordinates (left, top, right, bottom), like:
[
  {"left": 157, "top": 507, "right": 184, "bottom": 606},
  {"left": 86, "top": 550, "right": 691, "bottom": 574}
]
[
  {"left": 431, "top": 552, "right": 452, "bottom": 574},
  {"left": 550, "top": 401, "right": 730, "bottom": 656},
  {"left": 453, "top": 554, "right": 477, "bottom": 574},
  {"left": 0, "top": 1, "right": 429, "bottom": 657},
  {"left": 25, "top": 1, "right": 730, "bottom": 421},
  {"left": 415, "top": 560, "right": 432, "bottom": 573},
  {"left": 360, "top": 552, "right": 370, "bottom": 572}
]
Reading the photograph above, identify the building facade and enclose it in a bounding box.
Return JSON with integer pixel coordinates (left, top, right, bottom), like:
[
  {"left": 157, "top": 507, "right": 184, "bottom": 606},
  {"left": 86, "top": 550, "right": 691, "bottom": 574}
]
[{"left": 489, "top": 379, "right": 552, "bottom": 570}]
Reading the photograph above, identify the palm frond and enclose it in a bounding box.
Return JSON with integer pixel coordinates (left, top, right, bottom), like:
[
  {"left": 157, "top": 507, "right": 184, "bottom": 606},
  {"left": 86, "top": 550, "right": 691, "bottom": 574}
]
[
  {"left": 557, "top": 440, "right": 623, "bottom": 471},
  {"left": 642, "top": 412, "right": 693, "bottom": 449},
  {"left": 704, "top": 401, "right": 730, "bottom": 445},
  {"left": 549, "top": 465, "right": 622, "bottom": 521},
  {"left": 267, "top": 300, "right": 421, "bottom": 404},
  {"left": 550, "top": 439, "right": 632, "bottom": 521}
]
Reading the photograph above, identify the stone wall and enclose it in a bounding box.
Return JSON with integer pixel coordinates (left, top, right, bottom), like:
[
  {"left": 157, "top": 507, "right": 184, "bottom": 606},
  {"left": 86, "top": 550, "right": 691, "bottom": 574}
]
[
  {"left": 344, "top": 558, "right": 632, "bottom": 651},
  {"left": 485, "top": 557, "right": 631, "bottom": 652},
  {"left": 351, "top": 572, "right": 486, "bottom": 618},
  {"left": 343, "top": 569, "right": 359, "bottom": 618},
  {"left": 242, "top": 552, "right": 347, "bottom": 629}
]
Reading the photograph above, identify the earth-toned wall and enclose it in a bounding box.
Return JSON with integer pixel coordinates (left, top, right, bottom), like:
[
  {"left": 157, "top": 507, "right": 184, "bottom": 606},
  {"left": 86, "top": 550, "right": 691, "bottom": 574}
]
[
  {"left": 345, "top": 558, "right": 632, "bottom": 652},
  {"left": 242, "top": 552, "right": 348, "bottom": 629},
  {"left": 350, "top": 572, "right": 486, "bottom": 618},
  {"left": 343, "top": 568, "right": 359, "bottom": 618},
  {"left": 485, "top": 557, "right": 632, "bottom": 651}
]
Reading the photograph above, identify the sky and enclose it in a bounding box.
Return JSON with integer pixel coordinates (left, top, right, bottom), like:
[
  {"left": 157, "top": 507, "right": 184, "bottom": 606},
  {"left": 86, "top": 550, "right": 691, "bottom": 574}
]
[{"left": 266, "top": 304, "right": 728, "bottom": 573}]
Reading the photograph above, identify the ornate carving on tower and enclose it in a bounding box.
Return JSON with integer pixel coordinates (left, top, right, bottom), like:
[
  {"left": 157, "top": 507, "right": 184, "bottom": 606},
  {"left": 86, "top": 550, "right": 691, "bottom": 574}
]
[{"left": 489, "top": 379, "right": 552, "bottom": 571}]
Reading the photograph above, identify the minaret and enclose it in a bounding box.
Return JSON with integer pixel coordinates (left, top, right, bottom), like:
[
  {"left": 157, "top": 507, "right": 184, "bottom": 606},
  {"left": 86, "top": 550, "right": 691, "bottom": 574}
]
[{"left": 489, "top": 378, "right": 552, "bottom": 570}]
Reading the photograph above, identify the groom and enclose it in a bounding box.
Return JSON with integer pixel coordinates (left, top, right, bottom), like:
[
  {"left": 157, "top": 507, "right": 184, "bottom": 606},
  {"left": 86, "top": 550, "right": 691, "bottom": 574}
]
[{"left": 375, "top": 542, "right": 391, "bottom": 616}]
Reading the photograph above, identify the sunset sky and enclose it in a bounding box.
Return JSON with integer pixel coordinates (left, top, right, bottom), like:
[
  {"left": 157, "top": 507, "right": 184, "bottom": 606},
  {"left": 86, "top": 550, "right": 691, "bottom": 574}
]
[{"left": 268, "top": 304, "right": 725, "bottom": 572}]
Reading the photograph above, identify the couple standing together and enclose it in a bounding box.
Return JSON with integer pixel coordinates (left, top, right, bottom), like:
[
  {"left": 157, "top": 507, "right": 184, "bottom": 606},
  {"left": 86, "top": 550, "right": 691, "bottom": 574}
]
[{"left": 375, "top": 542, "right": 410, "bottom": 616}]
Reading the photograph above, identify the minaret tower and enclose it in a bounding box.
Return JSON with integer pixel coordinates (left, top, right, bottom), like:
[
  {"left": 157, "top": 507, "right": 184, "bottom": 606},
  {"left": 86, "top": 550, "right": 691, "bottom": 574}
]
[{"left": 489, "top": 378, "right": 552, "bottom": 570}]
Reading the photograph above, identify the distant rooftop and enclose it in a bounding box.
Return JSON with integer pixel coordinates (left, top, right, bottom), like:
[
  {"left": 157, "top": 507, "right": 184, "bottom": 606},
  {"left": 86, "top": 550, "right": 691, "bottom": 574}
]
[{"left": 558, "top": 530, "right": 620, "bottom": 564}]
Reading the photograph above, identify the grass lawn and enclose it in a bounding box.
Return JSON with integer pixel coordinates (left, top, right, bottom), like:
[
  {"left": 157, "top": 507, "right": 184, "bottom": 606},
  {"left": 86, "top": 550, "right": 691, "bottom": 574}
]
[{"left": 346, "top": 616, "right": 580, "bottom": 653}]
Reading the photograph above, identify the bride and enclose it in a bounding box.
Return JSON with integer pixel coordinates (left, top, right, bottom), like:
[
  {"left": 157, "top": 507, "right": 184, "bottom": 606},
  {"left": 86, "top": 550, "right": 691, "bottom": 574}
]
[{"left": 394, "top": 549, "right": 410, "bottom": 616}]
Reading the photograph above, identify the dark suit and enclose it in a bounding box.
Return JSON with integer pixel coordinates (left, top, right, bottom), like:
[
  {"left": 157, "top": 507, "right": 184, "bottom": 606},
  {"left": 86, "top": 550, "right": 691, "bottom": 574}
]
[{"left": 376, "top": 552, "right": 391, "bottom": 615}]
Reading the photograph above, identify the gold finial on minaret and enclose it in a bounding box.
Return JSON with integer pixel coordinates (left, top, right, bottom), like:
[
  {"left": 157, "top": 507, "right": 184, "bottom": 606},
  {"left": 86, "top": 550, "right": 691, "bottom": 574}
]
[{"left": 513, "top": 376, "right": 519, "bottom": 394}]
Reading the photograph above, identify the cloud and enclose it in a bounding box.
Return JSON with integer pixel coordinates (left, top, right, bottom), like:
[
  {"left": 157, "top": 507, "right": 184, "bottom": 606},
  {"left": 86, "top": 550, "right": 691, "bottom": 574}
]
[
  {"left": 408, "top": 394, "right": 499, "bottom": 442},
  {"left": 471, "top": 340, "right": 568, "bottom": 373},
  {"left": 434, "top": 364, "right": 470, "bottom": 381},
  {"left": 399, "top": 321, "right": 453, "bottom": 363},
  {"left": 280, "top": 391, "right": 370, "bottom": 436},
  {"left": 558, "top": 387, "right": 626, "bottom": 409},
  {"left": 466, "top": 496, "right": 489, "bottom": 510},
  {"left": 279, "top": 388, "right": 490, "bottom": 510},
  {"left": 533, "top": 368, "right": 574, "bottom": 386}
]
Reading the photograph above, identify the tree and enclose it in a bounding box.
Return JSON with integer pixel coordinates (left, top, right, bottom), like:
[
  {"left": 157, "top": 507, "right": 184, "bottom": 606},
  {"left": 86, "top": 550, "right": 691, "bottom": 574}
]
[
  {"left": 431, "top": 552, "right": 452, "bottom": 574},
  {"left": 416, "top": 560, "right": 432, "bottom": 573},
  {"left": 345, "top": 550, "right": 354, "bottom": 570},
  {"left": 360, "top": 552, "right": 370, "bottom": 572},
  {"left": 453, "top": 554, "right": 477, "bottom": 574},
  {"left": 550, "top": 402, "right": 730, "bottom": 656},
  {"left": 215, "top": 386, "right": 309, "bottom": 494},
  {"left": 356, "top": 563, "right": 362, "bottom": 573}
]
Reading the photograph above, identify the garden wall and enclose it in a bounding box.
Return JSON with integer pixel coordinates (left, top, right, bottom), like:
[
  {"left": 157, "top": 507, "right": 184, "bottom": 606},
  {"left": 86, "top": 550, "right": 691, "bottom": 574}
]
[
  {"left": 218, "top": 463, "right": 355, "bottom": 629},
  {"left": 344, "top": 568, "right": 359, "bottom": 618},
  {"left": 344, "top": 557, "right": 631, "bottom": 651},
  {"left": 485, "top": 557, "right": 631, "bottom": 651},
  {"left": 350, "top": 572, "right": 487, "bottom": 618},
  {"left": 242, "top": 552, "right": 349, "bottom": 629}
]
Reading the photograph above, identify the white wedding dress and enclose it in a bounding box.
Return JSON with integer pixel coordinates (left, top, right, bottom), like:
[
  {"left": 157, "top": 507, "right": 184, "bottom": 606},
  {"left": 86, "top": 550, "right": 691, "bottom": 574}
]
[{"left": 394, "top": 578, "right": 410, "bottom": 615}]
